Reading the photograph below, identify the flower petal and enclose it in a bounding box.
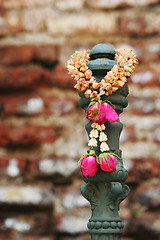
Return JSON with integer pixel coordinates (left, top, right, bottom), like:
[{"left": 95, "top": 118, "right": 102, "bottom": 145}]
[
  {"left": 104, "top": 103, "right": 119, "bottom": 122},
  {"left": 87, "top": 102, "right": 106, "bottom": 125},
  {"left": 87, "top": 102, "right": 118, "bottom": 125}
]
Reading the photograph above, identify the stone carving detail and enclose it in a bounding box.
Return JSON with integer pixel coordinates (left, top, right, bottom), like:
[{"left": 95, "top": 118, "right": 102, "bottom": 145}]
[{"left": 80, "top": 183, "right": 99, "bottom": 211}]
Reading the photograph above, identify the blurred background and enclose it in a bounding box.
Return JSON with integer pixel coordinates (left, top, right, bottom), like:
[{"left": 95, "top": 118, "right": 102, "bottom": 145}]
[{"left": 0, "top": 0, "right": 160, "bottom": 239}]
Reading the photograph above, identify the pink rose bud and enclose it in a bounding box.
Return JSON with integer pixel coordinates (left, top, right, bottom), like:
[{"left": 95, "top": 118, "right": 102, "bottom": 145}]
[
  {"left": 87, "top": 102, "right": 118, "bottom": 125},
  {"left": 99, "top": 154, "right": 116, "bottom": 173},
  {"left": 80, "top": 155, "right": 98, "bottom": 178}
]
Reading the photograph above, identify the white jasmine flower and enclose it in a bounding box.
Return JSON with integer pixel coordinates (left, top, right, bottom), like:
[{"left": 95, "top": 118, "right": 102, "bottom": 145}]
[
  {"left": 88, "top": 138, "right": 97, "bottom": 147},
  {"left": 101, "top": 124, "right": 105, "bottom": 131},
  {"left": 96, "top": 124, "right": 105, "bottom": 131},
  {"left": 100, "top": 142, "right": 109, "bottom": 152},
  {"left": 91, "top": 123, "right": 99, "bottom": 129},
  {"left": 96, "top": 124, "right": 102, "bottom": 131},
  {"left": 89, "top": 129, "right": 99, "bottom": 138},
  {"left": 99, "top": 132, "right": 108, "bottom": 142}
]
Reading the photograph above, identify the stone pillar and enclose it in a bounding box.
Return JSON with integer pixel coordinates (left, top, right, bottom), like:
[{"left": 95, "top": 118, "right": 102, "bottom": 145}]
[{"left": 79, "top": 44, "right": 130, "bottom": 240}]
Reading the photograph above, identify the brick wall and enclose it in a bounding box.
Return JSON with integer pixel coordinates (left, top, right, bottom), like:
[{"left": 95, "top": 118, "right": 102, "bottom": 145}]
[{"left": 0, "top": 0, "right": 160, "bottom": 239}]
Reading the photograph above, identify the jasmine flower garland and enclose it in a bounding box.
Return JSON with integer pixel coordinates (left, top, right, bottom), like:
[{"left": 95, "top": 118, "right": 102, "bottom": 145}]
[
  {"left": 67, "top": 47, "right": 138, "bottom": 178},
  {"left": 67, "top": 48, "right": 138, "bottom": 99}
]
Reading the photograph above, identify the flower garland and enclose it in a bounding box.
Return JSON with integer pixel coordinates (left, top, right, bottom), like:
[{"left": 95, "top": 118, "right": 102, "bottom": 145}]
[
  {"left": 80, "top": 101, "right": 119, "bottom": 178},
  {"left": 67, "top": 47, "right": 138, "bottom": 178},
  {"left": 67, "top": 48, "right": 138, "bottom": 99}
]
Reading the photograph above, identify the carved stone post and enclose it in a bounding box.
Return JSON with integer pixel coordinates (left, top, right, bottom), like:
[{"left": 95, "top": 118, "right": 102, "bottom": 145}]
[
  {"left": 67, "top": 43, "right": 138, "bottom": 240},
  {"left": 79, "top": 44, "right": 130, "bottom": 240}
]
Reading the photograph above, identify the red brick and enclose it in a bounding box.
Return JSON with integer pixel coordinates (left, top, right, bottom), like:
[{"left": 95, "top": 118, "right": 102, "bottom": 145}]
[
  {"left": 9, "top": 11, "right": 45, "bottom": 33},
  {"left": 0, "top": 126, "right": 57, "bottom": 146},
  {"left": 127, "top": 96, "right": 157, "bottom": 115},
  {"left": 120, "top": 126, "right": 135, "bottom": 143},
  {"left": 61, "top": 234, "right": 90, "bottom": 240},
  {"left": 53, "top": 65, "right": 75, "bottom": 89},
  {"left": 0, "top": 16, "right": 10, "bottom": 36},
  {"left": 33, "top": 45, "right": 58, "bottom": 66},
  {"left": 129, "top": 67, "right": 160, "bottom": 87},
  {"left": 42, "top": 96, "right": 76, "bottom": 115},
  {"left": 128, "top": 212, "right": 160, "bottom": 238},
  {"left": 0, "top": 156, "right": 79, "bottom": 179},
  {"left": 115, "top": 41, "right": 160, "bottom": 65},
  {"left": 0, "top": 12, "right": 45, "bottom": 36},
  {"left": 0, "top": 46, "right": 34, "bottom": 65},
  {"left": 136, "top": 181, "right": 160, "bottom": 208},
  {"left": 55, "top": 214, "right": 89, "bottom": 234},
  {"left": 122, "top": 238, "right": 133, "bottom": 240},
  {"left": 0, "top": 183, "right": 53, "bottom": 206},
  {"left": 46, "top": 13, "right": 118, "bottom": 36},
  {"left": 120, "top": 13, "right": 160, "bottom": 36},
  {"left": 0, "top": 156, "right": 27, "bottom": 176},
  {"left": 139, "top": 43, "right": 160, "bottom": 64},
  {"left": 0, "top": 45, "right": 58, "bottom": 66},
  {"left": 154, "top": 127, "right": 160, "bottom": 142},
  {"left": 0, "top": 228, "right": 15, "bottom": 240},
  {"left": 38, "top": 158, "right": 80, "bottom": 180},
  {"left": 55, "top": 0, "right": 84, "bottom": 10},
  {"left": 54, "top": 182, "right": 90, "bottom": 233},
  {"left": 3, "top": 13, "right": 22, "bottom": 35},
  {"left": 59, "top": 43, "right": 92, "bottom": 67},
  {"left": 0, "top": 156, "right": 41, "bottom": 178},
  {"left": 20, "top": 237, "right": 55, "bottom": 240},
  {"left": 0, "top": 229, "right": 54, "bottom": 240},
  {"left": 0, "top": 66, "right": 51, "bottom": 90},
  {"left": 127, "top": 158, "right": 160, "bottom": 182},
  {"left": 2, "top": 0, "right": 53, "bottom": 9},
  {"left": 86, "top": 0, "right": 159, "bottom": 9},
  {"left": 0, "top": 213, "right": 51, "bottom": 235},
  {"left": 0, "top": 95, "right": 76, "bottom": 116}
]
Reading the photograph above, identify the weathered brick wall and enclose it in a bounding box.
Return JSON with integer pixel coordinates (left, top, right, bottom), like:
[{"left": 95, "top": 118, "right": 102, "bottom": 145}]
[{"left": 0, "top": 0, "right": 160, "bottom": 239}]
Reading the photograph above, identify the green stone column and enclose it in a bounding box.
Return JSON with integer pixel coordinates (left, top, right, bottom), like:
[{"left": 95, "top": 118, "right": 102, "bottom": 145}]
[{"left": 79, "top": 44, "right": 130, "bottom": 240}]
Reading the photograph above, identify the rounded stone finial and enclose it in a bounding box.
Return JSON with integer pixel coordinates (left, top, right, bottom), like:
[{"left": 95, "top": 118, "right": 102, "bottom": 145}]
[
  {"left": 87, "top": 44, "right": 117, "bottom": 75},
  {"left": 90, "top": 43, "right": 116, "bottom": 60}
]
